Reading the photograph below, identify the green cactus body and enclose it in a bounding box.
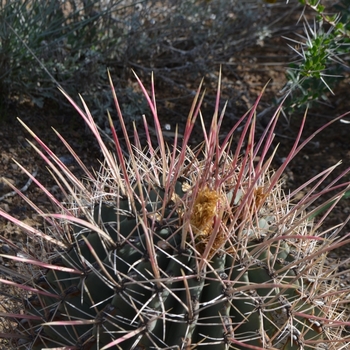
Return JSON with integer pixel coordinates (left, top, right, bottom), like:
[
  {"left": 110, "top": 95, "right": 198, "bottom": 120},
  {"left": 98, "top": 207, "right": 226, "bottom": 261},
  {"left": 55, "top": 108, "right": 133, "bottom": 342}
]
[
  {"left": 15, "top": 181, "right": 340, "bottom": 350},
  {"left": 1, "top": 74, "right": 349, "bottom": 349}
]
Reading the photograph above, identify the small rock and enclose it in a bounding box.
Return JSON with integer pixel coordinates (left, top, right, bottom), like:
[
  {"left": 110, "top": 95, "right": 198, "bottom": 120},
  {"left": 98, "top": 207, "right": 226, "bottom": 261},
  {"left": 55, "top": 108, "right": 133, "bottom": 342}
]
[
  {"left": 0, "top": 244, "right": 11, "bottom": 254},
  {"left": 59, "top": 155, "right": 76, "bottom": 166}
]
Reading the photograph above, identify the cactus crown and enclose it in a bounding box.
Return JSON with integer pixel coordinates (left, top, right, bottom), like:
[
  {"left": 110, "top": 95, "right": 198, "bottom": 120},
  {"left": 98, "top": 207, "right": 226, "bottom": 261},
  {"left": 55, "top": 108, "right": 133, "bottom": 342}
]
[{"left": 0, "top": 71, "right": 350, "bottom": 349}]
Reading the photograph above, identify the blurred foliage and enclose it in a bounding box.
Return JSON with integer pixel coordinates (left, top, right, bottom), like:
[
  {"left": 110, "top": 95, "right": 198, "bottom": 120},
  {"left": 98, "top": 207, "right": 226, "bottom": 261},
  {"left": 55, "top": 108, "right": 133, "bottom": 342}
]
[
  {"left": 0, "top": 0, "right": 301, "bottom": 123},
  {"left": 0, "top": 0, "right": 349, "bottom": 123},
  {"left": 0, "top": 0, "right": 146, "bottom": 119}
]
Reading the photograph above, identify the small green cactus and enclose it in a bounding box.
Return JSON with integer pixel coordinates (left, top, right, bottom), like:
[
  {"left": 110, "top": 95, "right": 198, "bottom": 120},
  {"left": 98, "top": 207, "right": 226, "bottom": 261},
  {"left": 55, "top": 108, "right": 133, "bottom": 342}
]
[{"left": 0, "top": 72, "right": 350, "bottom": 349}]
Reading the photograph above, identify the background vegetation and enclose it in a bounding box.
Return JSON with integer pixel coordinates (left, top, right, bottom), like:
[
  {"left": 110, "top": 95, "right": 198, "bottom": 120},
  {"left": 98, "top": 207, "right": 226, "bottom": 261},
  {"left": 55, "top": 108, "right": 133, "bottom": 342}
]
[{"left": 1, "top": 0, "right": 349, "bottom": 126}]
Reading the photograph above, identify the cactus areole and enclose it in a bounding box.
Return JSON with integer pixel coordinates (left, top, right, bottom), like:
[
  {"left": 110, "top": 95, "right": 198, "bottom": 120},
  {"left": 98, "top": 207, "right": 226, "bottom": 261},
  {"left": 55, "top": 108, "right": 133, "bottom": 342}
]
[{"left": 0, "top": 71, "right": 349, "bottom": 350}]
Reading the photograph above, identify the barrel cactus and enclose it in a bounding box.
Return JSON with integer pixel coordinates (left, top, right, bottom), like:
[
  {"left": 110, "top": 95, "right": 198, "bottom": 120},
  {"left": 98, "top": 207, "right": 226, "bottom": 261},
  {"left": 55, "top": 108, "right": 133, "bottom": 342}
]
[{"left": 0, "top": 72, "right": 350, "bottom": 349}]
